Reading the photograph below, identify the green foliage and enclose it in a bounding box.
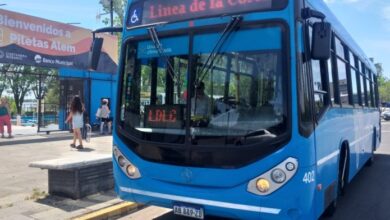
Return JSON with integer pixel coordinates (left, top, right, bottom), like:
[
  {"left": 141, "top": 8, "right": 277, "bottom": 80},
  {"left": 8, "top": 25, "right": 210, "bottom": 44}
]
[
  {"left": 378, "top": 75, "right": 390, "bottom": 102},
  {"left": 6, "top": 98, "right": 17, "bottom": 116},
  {"left": 0, "top": 64, "right": 58, "bottom": 114},
  {"left": 375, "top": 63, "right": 390, "bottom": 102},
  {"left": 0, "top": 73, "right": 7, "bottom": 97},
  {"left": 99, "top": 0, "right": 126, "bottom": 27}
]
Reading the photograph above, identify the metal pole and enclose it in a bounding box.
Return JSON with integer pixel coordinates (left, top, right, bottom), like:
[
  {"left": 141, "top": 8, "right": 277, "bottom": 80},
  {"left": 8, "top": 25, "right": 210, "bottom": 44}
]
[
  {"left": 110, "top": 0, "right": 114, "bottom": 34},
  {"left": 37, "top": 74, "right": 42, "bottom": 133}
]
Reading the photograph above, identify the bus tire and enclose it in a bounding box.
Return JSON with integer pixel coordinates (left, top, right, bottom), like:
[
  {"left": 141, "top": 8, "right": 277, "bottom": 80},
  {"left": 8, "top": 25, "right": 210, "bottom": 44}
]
[
  {"left": 323, "top": 145, "right": 349, "bottom": 217},
  {"left": 323, "top": 199, "right": 337, "bottom": 217},
  {"left": 338, "top": 145, "right": 349, "bottom": 197}
]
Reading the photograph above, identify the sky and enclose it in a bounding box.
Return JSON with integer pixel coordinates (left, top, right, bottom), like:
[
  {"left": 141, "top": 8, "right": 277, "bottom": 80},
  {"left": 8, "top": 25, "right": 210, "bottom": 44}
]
[{"left": 1, "top": 0, "right": 389, "bottom": 77}]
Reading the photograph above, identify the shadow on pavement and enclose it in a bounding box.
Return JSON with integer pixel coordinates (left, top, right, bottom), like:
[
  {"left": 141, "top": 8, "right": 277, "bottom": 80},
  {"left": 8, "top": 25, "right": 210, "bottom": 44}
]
[
  {"left": 35, "top": 190, "right": 117, "bottom": 212},
  {"left": 76, "top": 147, "right": 95, "bottom": 152},
  {"left": 0, "top": 135, "right": 72, "bottom": 146}
]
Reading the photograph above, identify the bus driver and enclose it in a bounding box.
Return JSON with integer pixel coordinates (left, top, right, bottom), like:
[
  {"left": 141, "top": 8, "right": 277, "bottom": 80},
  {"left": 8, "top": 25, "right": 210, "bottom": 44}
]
[{"left": 191, "top": 82, "right": 211, "bottom": 118}]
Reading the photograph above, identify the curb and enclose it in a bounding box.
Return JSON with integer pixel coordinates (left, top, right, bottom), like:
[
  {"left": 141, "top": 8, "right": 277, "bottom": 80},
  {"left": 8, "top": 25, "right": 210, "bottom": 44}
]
[{"left": 72, "top": 202, "right": 138, "bottom": 220}]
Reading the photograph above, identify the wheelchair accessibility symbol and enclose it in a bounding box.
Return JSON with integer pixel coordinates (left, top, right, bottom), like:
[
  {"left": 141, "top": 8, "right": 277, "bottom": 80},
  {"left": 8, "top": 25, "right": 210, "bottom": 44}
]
[{"left": 130, "top": 9, "right": 139, "bottom": 24}]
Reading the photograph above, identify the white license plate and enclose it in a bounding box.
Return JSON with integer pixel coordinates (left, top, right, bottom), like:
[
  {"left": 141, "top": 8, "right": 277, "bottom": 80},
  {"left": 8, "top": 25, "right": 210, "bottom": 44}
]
[{"left": 173, "top": 203, "right": 204, "bottom": 219}]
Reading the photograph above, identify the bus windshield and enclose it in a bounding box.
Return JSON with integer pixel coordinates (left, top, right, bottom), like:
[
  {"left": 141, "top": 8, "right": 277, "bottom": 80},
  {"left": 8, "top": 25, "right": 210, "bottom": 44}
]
[{"left": 119, "top": 24, "right": 288, "bottom": 148}]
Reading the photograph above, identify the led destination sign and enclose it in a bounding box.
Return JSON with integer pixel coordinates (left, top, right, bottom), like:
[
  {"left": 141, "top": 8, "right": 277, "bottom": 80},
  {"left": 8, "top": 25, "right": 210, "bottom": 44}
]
[
  {"left": 144, "top": 105, "right": 184, "bottom": 128},
  {"left": 127, "top": 0, "right": 287, "bottom": 27}
]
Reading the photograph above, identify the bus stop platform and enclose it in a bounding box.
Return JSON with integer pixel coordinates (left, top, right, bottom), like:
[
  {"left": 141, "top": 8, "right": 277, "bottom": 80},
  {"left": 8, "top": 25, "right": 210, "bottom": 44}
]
[{"left": 0, "top": 133, "right": 126, "bottom": 220}]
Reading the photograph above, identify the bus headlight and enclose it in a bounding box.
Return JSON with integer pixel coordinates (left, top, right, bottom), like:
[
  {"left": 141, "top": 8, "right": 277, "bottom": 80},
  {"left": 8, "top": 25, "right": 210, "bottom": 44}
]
[
  {"left": 118, "top": 156, "right": 127, "bottom": 167},
  {"left": 256, "top": 178, "right": 270, "bottom": 193},
  {"left": 113, "top": 145, "right": 141, "bottom": 179},
  {"left": 126, "top": 164, "right": 138, "bottom": 177},
  {"left": 248, "top": 157, "right": 298, "bottom": 195},
  {"left": 271, "top": 169, "right": 286, "bottom": 183}
]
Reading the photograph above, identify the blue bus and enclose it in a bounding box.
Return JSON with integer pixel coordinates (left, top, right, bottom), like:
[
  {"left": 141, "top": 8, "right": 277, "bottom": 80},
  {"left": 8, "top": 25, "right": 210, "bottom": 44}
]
[{"left": 112, "top": 0, "right": 381, "bottom": 219}]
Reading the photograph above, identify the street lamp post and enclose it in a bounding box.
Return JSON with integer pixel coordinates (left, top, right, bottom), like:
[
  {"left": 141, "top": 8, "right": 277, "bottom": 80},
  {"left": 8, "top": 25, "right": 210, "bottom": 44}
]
[{"left": 110, "top": 0, "right": 113, "bottom": 29}]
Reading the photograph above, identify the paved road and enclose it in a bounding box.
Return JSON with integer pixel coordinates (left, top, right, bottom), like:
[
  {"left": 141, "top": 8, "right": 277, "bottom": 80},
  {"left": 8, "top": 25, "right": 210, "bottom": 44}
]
[
  {"left": 322, "top": 120, "right": 390, "bottom": 220},
  {"left": 122, "top": 121, "right": 390, "bottom": 220}
]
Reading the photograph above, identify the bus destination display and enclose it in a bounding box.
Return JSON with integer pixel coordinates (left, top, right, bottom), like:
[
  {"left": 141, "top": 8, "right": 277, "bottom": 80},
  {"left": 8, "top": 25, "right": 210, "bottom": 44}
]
[
  {"left": 127, "top": 0, "right": 287, "bottom": 27},
  {"left": 144, "top": 105, "right": 184, "bottom": 128}
]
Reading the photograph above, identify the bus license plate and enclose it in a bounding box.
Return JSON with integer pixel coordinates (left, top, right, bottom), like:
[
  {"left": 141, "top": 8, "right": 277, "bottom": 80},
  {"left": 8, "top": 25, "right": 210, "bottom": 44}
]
[{"left": 173, "top": 203, "right": 204, "bottom": 219}]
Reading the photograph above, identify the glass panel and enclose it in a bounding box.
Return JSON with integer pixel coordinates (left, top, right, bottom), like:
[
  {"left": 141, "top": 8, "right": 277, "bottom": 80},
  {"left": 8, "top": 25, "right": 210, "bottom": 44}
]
[
  {"left": 335, "top": 37, "right": 345, "bottom": 59},
  {"left": 337, "top": 59, "right": 348, "bottom": 105},
  {"left": 360, "top": 74, "right": 366, "bottom": 106},
  {"left": 372, "top": 82, "right": 376, "bottom": 107},
  {"left": 373, "top": 75, "right": 378, "bottom": 107},
  {"left": 119, "top": 36, "right": 189, "bottom": 144},
  {"left": 366, "top": 78, "right": 372, "bottom": 107},
  {"left": 349, "top": 52, "right": 355, "bottom": 68},
  {"left": 312, "top": 61, "right": 322, "bottom": 91},
  {"left": 119, "top": 27, "right": 287, "bottom": 147},
  {"left": 190, "top": 27, "right": 286, "bottom": 145},
  {"left": 327, "top": 59, "right": 335, "bottom": 103},
  {"left": 312, "top": 60, "right": 324, "bottom": 114},
  {"left": 350, "top": 68, "right": 359, "bottom": 105}
]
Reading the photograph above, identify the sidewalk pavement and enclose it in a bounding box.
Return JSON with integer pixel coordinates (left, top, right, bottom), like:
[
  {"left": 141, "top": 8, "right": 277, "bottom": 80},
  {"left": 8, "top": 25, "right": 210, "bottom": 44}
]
[{"left": 0, "top": 133, "right": 122, "bottom": 220}]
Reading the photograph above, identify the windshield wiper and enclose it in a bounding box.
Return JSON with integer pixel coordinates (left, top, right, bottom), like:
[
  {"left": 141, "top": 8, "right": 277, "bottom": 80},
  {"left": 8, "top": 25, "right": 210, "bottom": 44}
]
[
  {"left": 148, "top": 27, "right": 178, "bottom": 84},
  {"left": 196, "top": 15, "right": 243, "bottom": 85},
  {"left": 244, "top": 129, "right": 276, "bottom": 138}
]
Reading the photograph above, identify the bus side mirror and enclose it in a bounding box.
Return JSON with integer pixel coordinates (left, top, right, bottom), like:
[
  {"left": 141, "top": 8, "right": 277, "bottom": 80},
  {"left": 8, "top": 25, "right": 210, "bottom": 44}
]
[
  {"left": 88, "top": 37, "right": 104, "bottom": 70},
  {"left": 311, "top": 22, "right": 331, "bottom": 60}
]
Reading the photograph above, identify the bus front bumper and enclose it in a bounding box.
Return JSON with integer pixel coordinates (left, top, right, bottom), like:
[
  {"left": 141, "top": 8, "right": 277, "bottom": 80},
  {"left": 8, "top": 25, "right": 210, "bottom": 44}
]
[{"left": 114, "top": 162, "right": 318, "bottom": 220}]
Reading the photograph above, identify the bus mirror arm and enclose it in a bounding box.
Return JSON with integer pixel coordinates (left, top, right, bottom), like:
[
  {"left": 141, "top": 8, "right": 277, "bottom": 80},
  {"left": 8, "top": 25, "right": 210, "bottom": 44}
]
[
  {"left": 301, "top": 8, "right": 326, "bottom": 20},
  {"left": 301, "top": 8, "right": 332, "bottom": 60}
]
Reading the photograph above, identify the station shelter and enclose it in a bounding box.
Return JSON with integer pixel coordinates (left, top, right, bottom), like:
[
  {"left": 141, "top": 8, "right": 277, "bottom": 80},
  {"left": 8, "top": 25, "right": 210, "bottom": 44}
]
[{"left": 58, "top": 68, "right": 117, "bottom": 130}]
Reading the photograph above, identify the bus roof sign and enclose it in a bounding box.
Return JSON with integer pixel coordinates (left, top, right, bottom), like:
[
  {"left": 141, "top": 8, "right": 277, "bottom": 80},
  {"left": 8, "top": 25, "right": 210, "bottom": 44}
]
[{"left": 127, "top": 0, "right": 288, "bottom": 28}]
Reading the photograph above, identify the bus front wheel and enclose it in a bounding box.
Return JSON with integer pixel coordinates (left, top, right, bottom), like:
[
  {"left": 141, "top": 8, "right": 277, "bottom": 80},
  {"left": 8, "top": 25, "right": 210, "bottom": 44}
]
[
  {"left": 338, "top": 146, "right": 349, "bottom": 196},
  {"left": 324, "top": 146, "right": 349, "bottom": 217}
]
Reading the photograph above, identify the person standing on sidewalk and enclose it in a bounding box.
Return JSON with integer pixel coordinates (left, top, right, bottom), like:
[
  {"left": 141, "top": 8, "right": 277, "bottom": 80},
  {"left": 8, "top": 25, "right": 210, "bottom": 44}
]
[
  {"left": 0, "top": 97, "right": 13, "bottom": 138},
  {"left": 99, "top": 99, "right": 111, "bottom": 135},
  {"left": 65, "top": 96, "right": 84, "bottom": 150}
]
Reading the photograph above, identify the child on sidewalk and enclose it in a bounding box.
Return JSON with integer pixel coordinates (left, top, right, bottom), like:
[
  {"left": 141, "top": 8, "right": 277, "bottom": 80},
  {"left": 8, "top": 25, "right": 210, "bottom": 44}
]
[{"left": 65, "top": 96, "right": 84, "bottom": 150}]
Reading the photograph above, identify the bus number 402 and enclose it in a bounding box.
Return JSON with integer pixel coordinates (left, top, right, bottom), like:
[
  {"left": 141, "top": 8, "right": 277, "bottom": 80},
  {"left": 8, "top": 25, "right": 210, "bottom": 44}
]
[{"left": 303, "top": 171, "right": 315, "bottom": 184}]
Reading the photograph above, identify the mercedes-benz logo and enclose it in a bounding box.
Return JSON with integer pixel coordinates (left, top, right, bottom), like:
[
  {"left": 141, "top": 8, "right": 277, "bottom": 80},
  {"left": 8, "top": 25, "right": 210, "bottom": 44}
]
[{"left": 181, "top": 168, "right": 193, "bottom": 183}]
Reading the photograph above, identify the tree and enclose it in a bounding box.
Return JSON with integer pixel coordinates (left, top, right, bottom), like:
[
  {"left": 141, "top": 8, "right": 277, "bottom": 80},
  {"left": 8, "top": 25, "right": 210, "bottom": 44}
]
[
  {"left": 30, "top": 67, "right": 58, "bottom": 101},
  {"left": 99, "top": 0, "right": 126, "bottom": 27},
  {"left": 375, "top": 63, "right": 390, "bottom": 102},
  {"left": 0, "top": 72, "right": 7, "bottom": 97},
  {"left": 4, "top": 65, "right": 36, "bottom": 115},
  {"left": 375, "top": 63, "right": 383, "bottom": 78}
]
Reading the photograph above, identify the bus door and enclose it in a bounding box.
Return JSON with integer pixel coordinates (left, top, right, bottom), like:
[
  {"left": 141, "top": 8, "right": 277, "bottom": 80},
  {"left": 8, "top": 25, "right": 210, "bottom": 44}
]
[{"left": 305, "top": 22, "right": 337, "bottom": 214}]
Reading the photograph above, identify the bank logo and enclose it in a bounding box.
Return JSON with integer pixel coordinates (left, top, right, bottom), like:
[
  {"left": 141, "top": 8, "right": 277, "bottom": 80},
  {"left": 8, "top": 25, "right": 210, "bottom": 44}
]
[{"left": 34, "top": 54, "right": 42, "bottom": 64}]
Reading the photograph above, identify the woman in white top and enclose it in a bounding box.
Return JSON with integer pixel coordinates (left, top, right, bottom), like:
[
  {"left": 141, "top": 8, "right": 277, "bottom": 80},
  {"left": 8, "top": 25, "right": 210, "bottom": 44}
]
[
  {"left": 65, "top": 96, "right": 84, "bottom": 149},
  {"left": 98, "top": 99, "right": 111, "bottom": 135}
]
